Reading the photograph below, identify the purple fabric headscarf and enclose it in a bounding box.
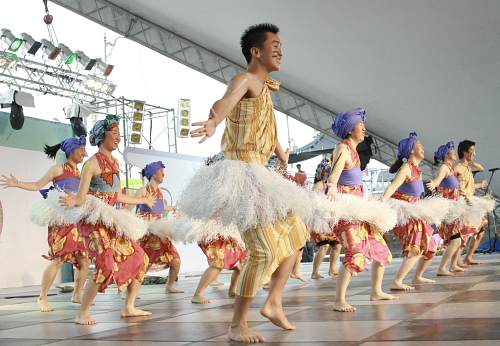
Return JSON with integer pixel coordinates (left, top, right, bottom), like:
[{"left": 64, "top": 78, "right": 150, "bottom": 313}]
[
  {"left": 397, "top": 132, "right": 418, "bottom": 159},
  {"left": 434, "top": 141, "right": 454, "bottom": 162},
  {"left": 144, "top": 161, "right": 165, "bottom": 180},
  {"left": 60, "top": 135, "right": 86, "bottom": 155},
  {"left": 331, "top": 108, "right": 366, "bottom": 138}
]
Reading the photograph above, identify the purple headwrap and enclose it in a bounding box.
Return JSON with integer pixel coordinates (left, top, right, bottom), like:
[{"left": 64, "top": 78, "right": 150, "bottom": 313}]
[
  {"left": 60, "top": 135, "right": 86, "bottom": 156},
  {"left": 144, "top": 161, "right": 165, "bottom": 180},
  {"left": 89, "top": 114, "right": 120, "bottom": 146},
  {"left": 434, "top": 141, "right": 455, "bottom": 162},
  {"left": 397, "top": 132, "right": 418, "bottom": 159},
  {"left": 331, "top": 108, "right": 366, "bottom": 138}
]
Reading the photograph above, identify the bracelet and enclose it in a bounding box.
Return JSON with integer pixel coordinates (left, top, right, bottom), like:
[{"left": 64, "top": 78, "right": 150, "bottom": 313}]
[{"left": 16, "top": 180, "right": 19, "bottom": 187}]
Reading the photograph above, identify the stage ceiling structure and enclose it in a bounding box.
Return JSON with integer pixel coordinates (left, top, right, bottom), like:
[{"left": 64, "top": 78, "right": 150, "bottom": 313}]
[{"left": 50, "top": 0, "right": 500, "bottom": 201}]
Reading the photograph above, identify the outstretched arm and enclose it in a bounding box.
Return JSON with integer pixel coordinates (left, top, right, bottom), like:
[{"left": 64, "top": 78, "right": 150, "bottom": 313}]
[
  {"left": 382, "top": 164, "right": 410, "bottom": 202},
  {"left": 1, "top": 165, "right": 63, "bottom": 191},
  {"left": 190, "top": 73, "right": 252, "bottom": 143},
  {"left": 60, "top": 159, "right": 96, "bottom": 209},
  {"left": 427, "top": 164, "right": 449, "bottom": 191},
  {"left": 122, "top": 186, "right": 147, "bottom": 212}
]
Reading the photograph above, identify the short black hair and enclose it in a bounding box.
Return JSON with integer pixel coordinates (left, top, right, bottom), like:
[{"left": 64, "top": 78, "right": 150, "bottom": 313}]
[
  {"left": 240, "top": 23, "right": 279, "bottom": 64},
  {"left": 457, "top": 139, "right": 475, "bottom": 159}
]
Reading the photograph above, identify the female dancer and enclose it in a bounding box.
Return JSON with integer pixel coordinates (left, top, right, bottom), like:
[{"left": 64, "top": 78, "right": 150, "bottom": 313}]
[
  {"left": 327, "top": 108, "right": 397, "bottom": 312},
  {"left": 382, "top": 132, "right": 436, "bottom": 291},
  {"left": 1, "top": 135, "right": 90, "bottom": 312},
  {"left": 310, "top": 176, "right": 342, "bottom": 279},
  {"left": 59, "top": 115, "right": 155, "bottom": 325},
  {"left": 125, "top": 161, "right": 183, "bottom": 293},
  {"left": 427, "top": 142, "right": 464, "bottom": 275}
]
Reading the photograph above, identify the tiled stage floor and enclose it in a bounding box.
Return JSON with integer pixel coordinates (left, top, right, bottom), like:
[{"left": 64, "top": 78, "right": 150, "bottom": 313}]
[{"left": 1, "top": 253, "right": 499, "bottom": 345}]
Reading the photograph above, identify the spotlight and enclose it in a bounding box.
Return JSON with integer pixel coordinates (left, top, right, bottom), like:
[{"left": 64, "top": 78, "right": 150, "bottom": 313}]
[
  {"left": 82, "top": 75, "right": 117, "bottom": 95},
  {"left": 94, "top": 58, "right": 114, "bottom": 76},
  {"left": 75, "top": 50, "right": 97, "bottom": 70},
  {"left": 40, "top": 39, "right": 60, "bottom": 60},
  {"left": 0, "top": 90, "right": 35, "bottom": 130},
  {"left": 177, "top": 98, "right": 191, "bottom": 138},
  {"left": 58, "top": 43, "right": 78, "bottom": 64},
  {"left": 0, "top": 52, "right": 19, "bottom": 71},
  {"left": 0, "top": 29, "right": 23, "bottom": 52},
  {"left": 64, "top": 103, "right": 93, "bottom": 137},
  {"left": 20, "top": 33, "right": 42, "bottom": 55},
  {"left": 129, "top": 100, "right": 145, "bottom": 144}
]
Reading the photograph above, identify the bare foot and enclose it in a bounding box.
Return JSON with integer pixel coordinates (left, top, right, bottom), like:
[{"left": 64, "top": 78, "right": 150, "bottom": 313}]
[
  {"left": 370, "top": 292, "right": 399, "bottom": 301},
  {"left": 210, "top": 280, "right": 224, "bottom": 286},
  {"left": 72, "top": 295, "right": 95, "bottom": 305},
  {"left": 464, "top": 258, "right": 484, "bottom": 265},
  {"left": 191, "top": 295, "right": 211, "bottom": 304},
  {"left": 260, "top": 303, "right": 296, "bottom": 330},
  {"left": 290, "top": 272, "right": 308, "bottom": 282},
  {"left": 75, "top": 313, "right": 97, "bottom": 325},
  {"left": 457, "top": 261, "right": 471, "bottom": 268},
  {"left": 311, "top": 273, "right": 324, "bottom": 279},
  {"left": 437, "top": 269, "right": 455, "bottom": 276},
  {"left": 165, "top": 287, "right": 184, "bottom": 294},
  {"left": 37, "top": 298, "right": 54, "bottom": 312},
  {"left": 450, "top": 265, "right": 467, "bottom": 272},
  {"left": 329, "top": 269, "right": 339, "bottom": 276},
  {"left": 228, "top": 290, "right": 236, "bottom": 297},
  {"left": 412, "top": 277, "right": 436, "bottom": 284},
  {"left": 333, "top": 301, "right": 356, "bottom": 312},
  {"left": 390, "top": 283, "right": 415, "bottom": 291},
  {"left": 228, "top": 324, "right": 265, "bottom": 342},
  {"left": 121, "top": 307, "right": 152, "bottom": 317},
  {"left": 262, "top": 282, "right": 270, "bottom": 290}
]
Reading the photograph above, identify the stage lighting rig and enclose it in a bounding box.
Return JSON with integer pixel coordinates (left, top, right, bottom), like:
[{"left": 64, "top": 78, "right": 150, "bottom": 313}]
[
  {"left": 20, "top": 33, "right": 42, "bottom": 56},
  {"left": 58, "top": 43, "right": 78, "bottom": 65},
  {"left": 75, "top": 50, "right": 97, "bottom": 71},
  {"left": 94, "top": 58, "right": 114, "bottom": 76},
  {"left": 0, "top": 29, "right": 23, "bottom": 52},
  {"left": 177, "top": 98, "right": 191, "bottom": 138},
  {"left": 64, "top": 103, "right": 93, "bottom": 136},
  {"left": 40, "top": 39, "right": 60, "bottom": 60},
  {"left": 0, "top": 90, "right": 35, "bottom": 130},
  {"left": 82, "top": 75, "right": 117, "bottom": 95},
  {"left": 130, "top": 100, "right": 145, "bottom": 144}
]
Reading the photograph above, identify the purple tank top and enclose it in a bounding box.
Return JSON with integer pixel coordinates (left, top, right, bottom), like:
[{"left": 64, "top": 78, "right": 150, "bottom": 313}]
[
  {"left": 398, "top": 179, "right": 424, "bottom": 197},
  {"left": 40, "top": 177, "right": 80, "bottom": 199},
  {"left": 138, "top": 198, "right": 164, "bottom": 214},
  {"left": 338, "top": 166, "right": 362, "bottom": 186},
  {"left": 439, "top": 175, "right": 460, "bottom": 189}
]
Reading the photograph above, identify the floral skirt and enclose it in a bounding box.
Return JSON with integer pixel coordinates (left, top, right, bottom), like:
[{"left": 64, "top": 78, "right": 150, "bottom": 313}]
[
  {"left": 139, "top": 234, "right": 181, "bottom": 272},
  {"left": 43, "top": 224, "right": 88, "bottom": 269},
  {"left": 199, "top": 238, "right": 247, "bottom": 270},
  {"left": 393, "top": 219, "right": 436, "bottom": 260}
]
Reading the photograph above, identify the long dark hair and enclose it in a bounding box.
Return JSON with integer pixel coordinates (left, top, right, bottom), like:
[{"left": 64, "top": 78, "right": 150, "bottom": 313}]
[
  {"left": 433, "top": 156, "right": 441, "bottom": 166},
  {"left": 389, "top": 156, "right": 404, "bottom": 174},
  {"left": 43, "top": 143, "right": 62, "bottom": 160}
]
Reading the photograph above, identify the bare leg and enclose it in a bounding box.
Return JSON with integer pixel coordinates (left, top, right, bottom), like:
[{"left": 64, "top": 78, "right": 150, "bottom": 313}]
[
  {"left": 72, "top": 257, "right": 91, "bottom": 304},
  {"left": 74, "top": 280, "right": 100, "bottom": 325},
  {"left": 229, "top": 267, "right": 241, "bottom": 297},
  {"left": 228, "top": 295, "right": 264, "bottom": 342},
  {"left": 456, "top": 236, "right": 470, "bottom": 267},
  {"left": 333, "top": 263, "right": 355, "bottom": 311},
  {"left": 210, "top": 272, "right": 224, "bottom": 286},
  {"left": 192, "top": 267, "right": 222, "bottom": 304},
  {"left": 290, "top": 249, "right": 307, "bottom": 282},
  {"left": 121, "top": 278, "right": 151, "bottom": 317},
  {"left": 450, "top": 245, "right": 468, "bottom": 272},
  {"left": 329, "top": 244, "right": 341, "bottom": 276},
  {"left": 370, "top": 261, "right": 399, "bottom": 301},
  {"left": 412, "top": 257, "right": 435, "bottom": 284},
  {"left": 311, "top": 244, "right": 329, "bottom": 279},
  {"left": 165, "top": 259, "right": 184, "bottom": 293},
  {"left": 464, "top": 232, "right": 485, "bottom": 265},
  {"left": 390, "top": 253, "right": 420, "bottom": 291},
  {"left": 261, "top": 251, "right": 298, "bottom": 330},
  {"left": 437, "top": 238, "right": 461, "bottom": 276},
  {"left": 38, "top": 258, "right": 64, "bottom": 312}
]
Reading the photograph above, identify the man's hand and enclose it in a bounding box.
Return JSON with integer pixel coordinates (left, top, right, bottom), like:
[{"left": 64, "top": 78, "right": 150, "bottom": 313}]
[{"left": 190, "top": 109, "right": 220, "bottom": 144}]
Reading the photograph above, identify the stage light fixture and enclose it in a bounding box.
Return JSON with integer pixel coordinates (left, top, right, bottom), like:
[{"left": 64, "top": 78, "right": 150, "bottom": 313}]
[
  {"left": 82, "top": 75, "right": 117, "bottom": 95},
  {"left": 20, "top": 33, "right": 42, "bottom": 55},
  {"left": 129, "top": 100, "right": 145, "bottom": 144},
  {"left": 75, "top": 50, "right": 97, "bottom": 71},
  {"left": 0, "top": 90, "right": 35, "bottom": 130},
  {"left": 64, "top": 103, "right": 93, "bottom": 137},
  {"left": 58, "top": 43, "right": 78, "bottom": 64},
  {"left": 40, "top": 39, "right": 60, "bottom": 60},
  {"left": 94, "top": 58, "right": 114, "bottom": 76},
  {"left": 177, "top": 98, "right": 191, "bottom": 138},
  {"left": 0, "top": 29, "right": 23, "bottom": 52},
  {"left": 0, "top": 52, "right": 19, "bottom": 71}
]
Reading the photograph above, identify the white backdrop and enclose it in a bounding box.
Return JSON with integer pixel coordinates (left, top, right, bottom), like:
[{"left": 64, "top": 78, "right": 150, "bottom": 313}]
[{"left": 0, "top": 146, "right": 62, "bottom": 289}]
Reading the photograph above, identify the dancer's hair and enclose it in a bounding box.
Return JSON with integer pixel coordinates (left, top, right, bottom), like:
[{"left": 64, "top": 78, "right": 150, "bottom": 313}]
[
  {"left": 433, "top": 156, "right": 440, "bottom": 166},
  {"left": 240, "top": 23, "right": 279, "bottom": 64},
  {"left": 389, "top": 156, "right": 404, "bottom": 174},
  {"left": 457, "top": 140, "right": 475, "bottom": 159},
  {"left": 43, "top": 143, "right": 63, "bottom": 160}
]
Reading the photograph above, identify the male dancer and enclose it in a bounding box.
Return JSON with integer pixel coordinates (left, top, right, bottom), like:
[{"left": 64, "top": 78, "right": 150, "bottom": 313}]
[
  {"left": 454, "top": 140, "right": 488, "bottom": 265},
  {"left": 191, "top": 23, "right": 309, "bottom": 343}
]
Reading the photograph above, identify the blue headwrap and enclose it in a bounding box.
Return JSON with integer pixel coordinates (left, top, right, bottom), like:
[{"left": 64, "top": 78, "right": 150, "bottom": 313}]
[
  {"left": 89, "top": 114, "right": 120, "bottom": 146},
  {"left": 434, "top": 141, "right": 455, "bottom": 162},
  {"left": 331, "top": 108, "right": 366, "bottom": 138},
  {"left": 397, "top": 132, "right": 418, "bottom": 159},
  {"left": 60, "top": 135, "right": 86, "bottom": 156},
  {"left": 144, "top": 161, "right": 165, "bottom": 180}
]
